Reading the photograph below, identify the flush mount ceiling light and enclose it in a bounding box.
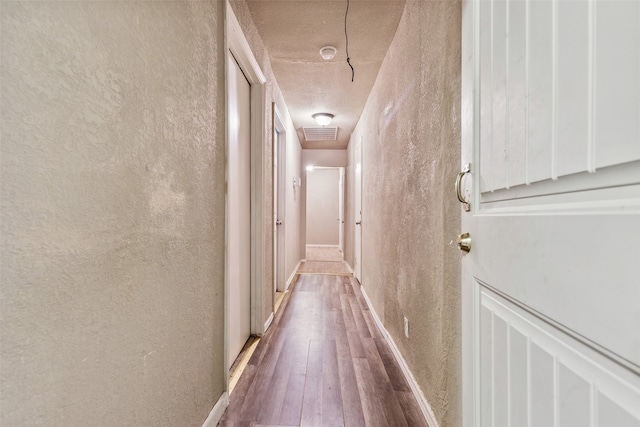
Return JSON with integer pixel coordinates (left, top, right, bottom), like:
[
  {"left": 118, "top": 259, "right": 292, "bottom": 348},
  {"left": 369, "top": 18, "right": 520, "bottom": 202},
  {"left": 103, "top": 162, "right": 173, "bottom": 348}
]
[
  {"left": 319, "top": 46, "right": 337, "bottom": 60},
  {"left": 312, "top": 113, "right": 334, "bottom": 127}
]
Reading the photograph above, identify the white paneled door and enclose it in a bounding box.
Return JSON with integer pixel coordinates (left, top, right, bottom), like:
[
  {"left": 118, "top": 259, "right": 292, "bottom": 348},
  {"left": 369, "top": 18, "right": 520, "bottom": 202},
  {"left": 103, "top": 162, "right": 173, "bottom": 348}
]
[
  {"left": 354, "top": 137, "right": 363, "bottom": 283},
  {"left": 339, "top": 167, "right": 345, "bottom": 256},
  {"left": 227, "top": 51, "right": 251, "bottom": 366},
  {"left": 461, "top": 1, "right": 640, "bottom": 426},
  {"left": 274, "top": 108, "right": 286, "bottom": 293}
]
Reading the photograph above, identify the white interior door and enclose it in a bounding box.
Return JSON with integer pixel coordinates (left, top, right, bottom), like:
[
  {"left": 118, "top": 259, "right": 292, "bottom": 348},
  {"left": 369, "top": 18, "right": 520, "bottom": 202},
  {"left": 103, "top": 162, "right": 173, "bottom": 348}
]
[
  {"left": 461, "top": 1, "right": 640, "bottom": 426},
  {"left": 274, "top": 110, "right": 286, "bottom": 293},
  {"left": 305, "top": 168, "right": 340, "bottom": 246},
  {"left": 354, "top": 138, "right": 363, "bottom": 282},
  {"left": 227, "top": 51, "right": 251, "bottom": 365},
  {"left": 339, "top": 167, "right": 345, "bottom": 256}
]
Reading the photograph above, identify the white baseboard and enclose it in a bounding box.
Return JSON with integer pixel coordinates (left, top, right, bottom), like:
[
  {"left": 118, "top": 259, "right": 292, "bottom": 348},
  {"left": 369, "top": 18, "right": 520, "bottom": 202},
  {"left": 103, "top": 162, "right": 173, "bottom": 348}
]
[
  {"left": 358, "top": 284, "right": 440, "bottom": 427},
  {"left": 285, "top": 261, "right": 302, "bottom": 291},
  {"left": 345, "top": 261, "right": 355, "bottom": 275},
  {"left": 202, "top": 392, "right": 228, "bottom": 427},
  {"left": 263, "top": 312, "right": 274, "bottom": 333}
]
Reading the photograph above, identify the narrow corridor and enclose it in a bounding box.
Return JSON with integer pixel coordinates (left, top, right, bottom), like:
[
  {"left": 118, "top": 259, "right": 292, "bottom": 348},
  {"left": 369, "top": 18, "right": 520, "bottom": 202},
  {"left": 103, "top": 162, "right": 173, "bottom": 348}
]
[{"left": 218, "top": 274, "right": 428, "bottom": 427}]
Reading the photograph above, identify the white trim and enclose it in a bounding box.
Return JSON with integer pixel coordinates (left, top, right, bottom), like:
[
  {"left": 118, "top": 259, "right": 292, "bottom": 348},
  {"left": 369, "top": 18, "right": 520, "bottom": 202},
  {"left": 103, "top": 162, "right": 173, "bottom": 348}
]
[
  {"left": 272, "top": 102, "right": 276, "bottom": 296},
  {"left": 359, "top": 284, "right": 440, "bottom": 427},
  {"left": 226, "top": 3, "right": 265, "bottom": 85},
  {"left": 338, "top": 167, "right": 345, "bottom": 254},
  {"left": 250, "top": 81, "right": 267, "bottom": 336},
  {"left": 201, "top": 392, "right": 229, "bottom": 427},
  {"left": 274, "top": 105, "right": 286, "bottom": 129},
  {"left": 273, "top": 105, "right": 287, "bottom": 294},
  {"left": 263, "top": 312, "right": 274, "bottom": 333},
  {"left": 353, "top": 136, "right": 363, "bottom": 282},
  {"left": 227, "top": 0, "right": 267, "bottom": 337},
  {"left": 346, "top": 262, "right": 355, "bottom": 275},
  {"left": 342, "top": 260, "right": 356, "bottom": 276},
  {"left": 285, "top": 260, "right": 302, "bottom": 291},
  {"left": 224, "top": 0, "right": 268, "bottom": 382},
  {"left": 461, "top": 0, "right": 478, "bottom": 425}
]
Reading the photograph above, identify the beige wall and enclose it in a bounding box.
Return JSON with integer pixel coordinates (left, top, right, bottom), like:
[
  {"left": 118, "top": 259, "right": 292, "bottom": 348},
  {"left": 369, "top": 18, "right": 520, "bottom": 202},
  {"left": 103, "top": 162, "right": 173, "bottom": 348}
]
[
  {"left": 306, "top": 168, "right": 340, "bottom": 246},
  {"left": 346, "top": 1, "right": 462, "bottom": 426},
  {"left": 1, "top": 1, "right": 226, "bottom": 425},
  {"left": 284, "top": 123, "right": 305, "bottom": 280},
  {"left": 302, "top": 149, "right": 348, "bottom": 168}
]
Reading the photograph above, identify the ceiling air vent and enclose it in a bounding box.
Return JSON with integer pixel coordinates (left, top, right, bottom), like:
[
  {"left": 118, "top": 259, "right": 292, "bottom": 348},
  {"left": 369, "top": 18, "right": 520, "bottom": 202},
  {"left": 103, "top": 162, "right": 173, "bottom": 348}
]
[{"left": 303, "top": 127, "right": 338, "bottom": 141}]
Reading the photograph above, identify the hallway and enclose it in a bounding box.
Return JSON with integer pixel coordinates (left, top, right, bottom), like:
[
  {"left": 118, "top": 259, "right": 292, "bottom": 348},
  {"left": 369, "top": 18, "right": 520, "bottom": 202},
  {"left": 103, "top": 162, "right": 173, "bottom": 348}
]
[
  {"left": 4, "top": 0, "right": 639, "bottom": 425},
  {"left": 219, "top": 274, "right": 427, "bottom": 427},
  {"left": 297, "top": 246, "right": 352, "bottom": 276}
]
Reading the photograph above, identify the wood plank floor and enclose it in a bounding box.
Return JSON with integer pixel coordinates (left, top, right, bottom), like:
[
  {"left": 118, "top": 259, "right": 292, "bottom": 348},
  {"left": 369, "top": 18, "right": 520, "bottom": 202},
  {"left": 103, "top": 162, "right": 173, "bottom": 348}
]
[{"left": 218, "top": 274, "right": 428, "bottom": 427}]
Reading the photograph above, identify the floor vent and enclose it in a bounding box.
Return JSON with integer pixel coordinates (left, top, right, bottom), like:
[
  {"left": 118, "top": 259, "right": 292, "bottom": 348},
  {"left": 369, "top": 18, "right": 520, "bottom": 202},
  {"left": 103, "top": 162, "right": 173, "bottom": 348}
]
[{"left": 303, "top": 127, "right": 338, "bottom": 141}]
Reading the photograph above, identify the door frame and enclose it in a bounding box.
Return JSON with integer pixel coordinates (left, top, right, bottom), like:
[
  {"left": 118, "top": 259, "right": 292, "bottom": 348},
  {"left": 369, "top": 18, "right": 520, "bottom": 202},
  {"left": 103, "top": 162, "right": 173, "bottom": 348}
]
[
  {"left": 304, "top": 166, "right": 343, "bottom": 250},
  {"left": 354, "top": 136, "right": 363, "bottom": 282},
  {"left": 273, "top": 104, "right": 286, "bottom": 294},
  {"left": 224, "top": 1, "right": 267, "bottom": 381},
  {"left": 461, "top": 0, "right": 476, "bottom": 424},
  {"left": 338, "top": 167, "right": 345, "bottom": 255}
]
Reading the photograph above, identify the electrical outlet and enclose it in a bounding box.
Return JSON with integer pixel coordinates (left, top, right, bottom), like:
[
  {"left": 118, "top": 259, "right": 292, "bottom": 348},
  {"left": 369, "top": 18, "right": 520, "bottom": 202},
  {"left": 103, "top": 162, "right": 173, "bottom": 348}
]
[{"left": 404, "top": 316, "right": 409, "bottom": 338}]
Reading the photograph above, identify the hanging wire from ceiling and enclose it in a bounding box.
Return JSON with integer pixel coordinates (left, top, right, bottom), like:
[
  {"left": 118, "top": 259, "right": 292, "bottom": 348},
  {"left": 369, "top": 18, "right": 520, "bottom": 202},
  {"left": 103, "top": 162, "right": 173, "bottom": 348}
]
[{"left": 344, "top": 0, "right": 355, "bottom": 82}]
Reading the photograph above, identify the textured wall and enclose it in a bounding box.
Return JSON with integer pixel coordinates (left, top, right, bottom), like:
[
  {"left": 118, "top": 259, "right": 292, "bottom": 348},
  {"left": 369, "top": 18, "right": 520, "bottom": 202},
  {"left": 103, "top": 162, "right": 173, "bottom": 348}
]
[
  {"left": 347, "top": 1, "right": 462, "bottom": 425},
  {"left": 1, "top": 1, "right": 226, "bottom": 425}
]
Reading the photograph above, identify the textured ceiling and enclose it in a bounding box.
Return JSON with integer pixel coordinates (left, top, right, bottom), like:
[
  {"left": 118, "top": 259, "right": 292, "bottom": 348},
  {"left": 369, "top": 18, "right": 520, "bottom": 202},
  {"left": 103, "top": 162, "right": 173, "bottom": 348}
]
[{"left": 246, "top": 0, "right": 406, "bottom": 149}]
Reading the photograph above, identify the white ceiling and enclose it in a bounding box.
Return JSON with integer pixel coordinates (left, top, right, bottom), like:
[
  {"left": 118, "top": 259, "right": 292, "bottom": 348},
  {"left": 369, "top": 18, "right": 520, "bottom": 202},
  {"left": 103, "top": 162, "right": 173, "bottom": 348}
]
[{"left": 246, "top": 0, "right": 406, "bottom": 149}]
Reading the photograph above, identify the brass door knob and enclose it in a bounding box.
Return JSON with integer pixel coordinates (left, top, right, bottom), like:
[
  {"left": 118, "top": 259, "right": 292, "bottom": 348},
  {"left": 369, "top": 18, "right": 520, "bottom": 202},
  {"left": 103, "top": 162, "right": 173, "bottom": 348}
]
[
  {"left": 457, "top": 232, "right": 471, "bottom": 252},
  {"left": 455, "top": 163, "right": 471, "bottom": 212}
]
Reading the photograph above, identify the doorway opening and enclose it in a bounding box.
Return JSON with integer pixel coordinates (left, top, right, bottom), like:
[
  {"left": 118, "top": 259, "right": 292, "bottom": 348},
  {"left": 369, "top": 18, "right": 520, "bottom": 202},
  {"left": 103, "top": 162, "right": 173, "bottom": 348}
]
[
  {"left": 354, "top": 137, "right": 363, "bottom": 283},
  {"left": 300, "top": 166, "right": 350, "bottom": 276},
  {"left": 273, "top": 105, "right": 287, "bottom": 314},
  {"left": 225, "top": 2, "right": 267, "bottom": 395}
]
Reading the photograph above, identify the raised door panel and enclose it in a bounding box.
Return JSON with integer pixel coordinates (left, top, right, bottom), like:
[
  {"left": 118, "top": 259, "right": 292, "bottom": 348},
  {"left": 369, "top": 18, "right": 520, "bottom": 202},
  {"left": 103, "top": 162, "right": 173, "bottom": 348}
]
[
  {"left": 477, "top": 286, "right": 640, "bottom": 427},
  {"left": 478, "top": 0, "right": 640, "bottom": 192},
  {"left": 595, "top": 1, "right": 640, "bottom": 169}
]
